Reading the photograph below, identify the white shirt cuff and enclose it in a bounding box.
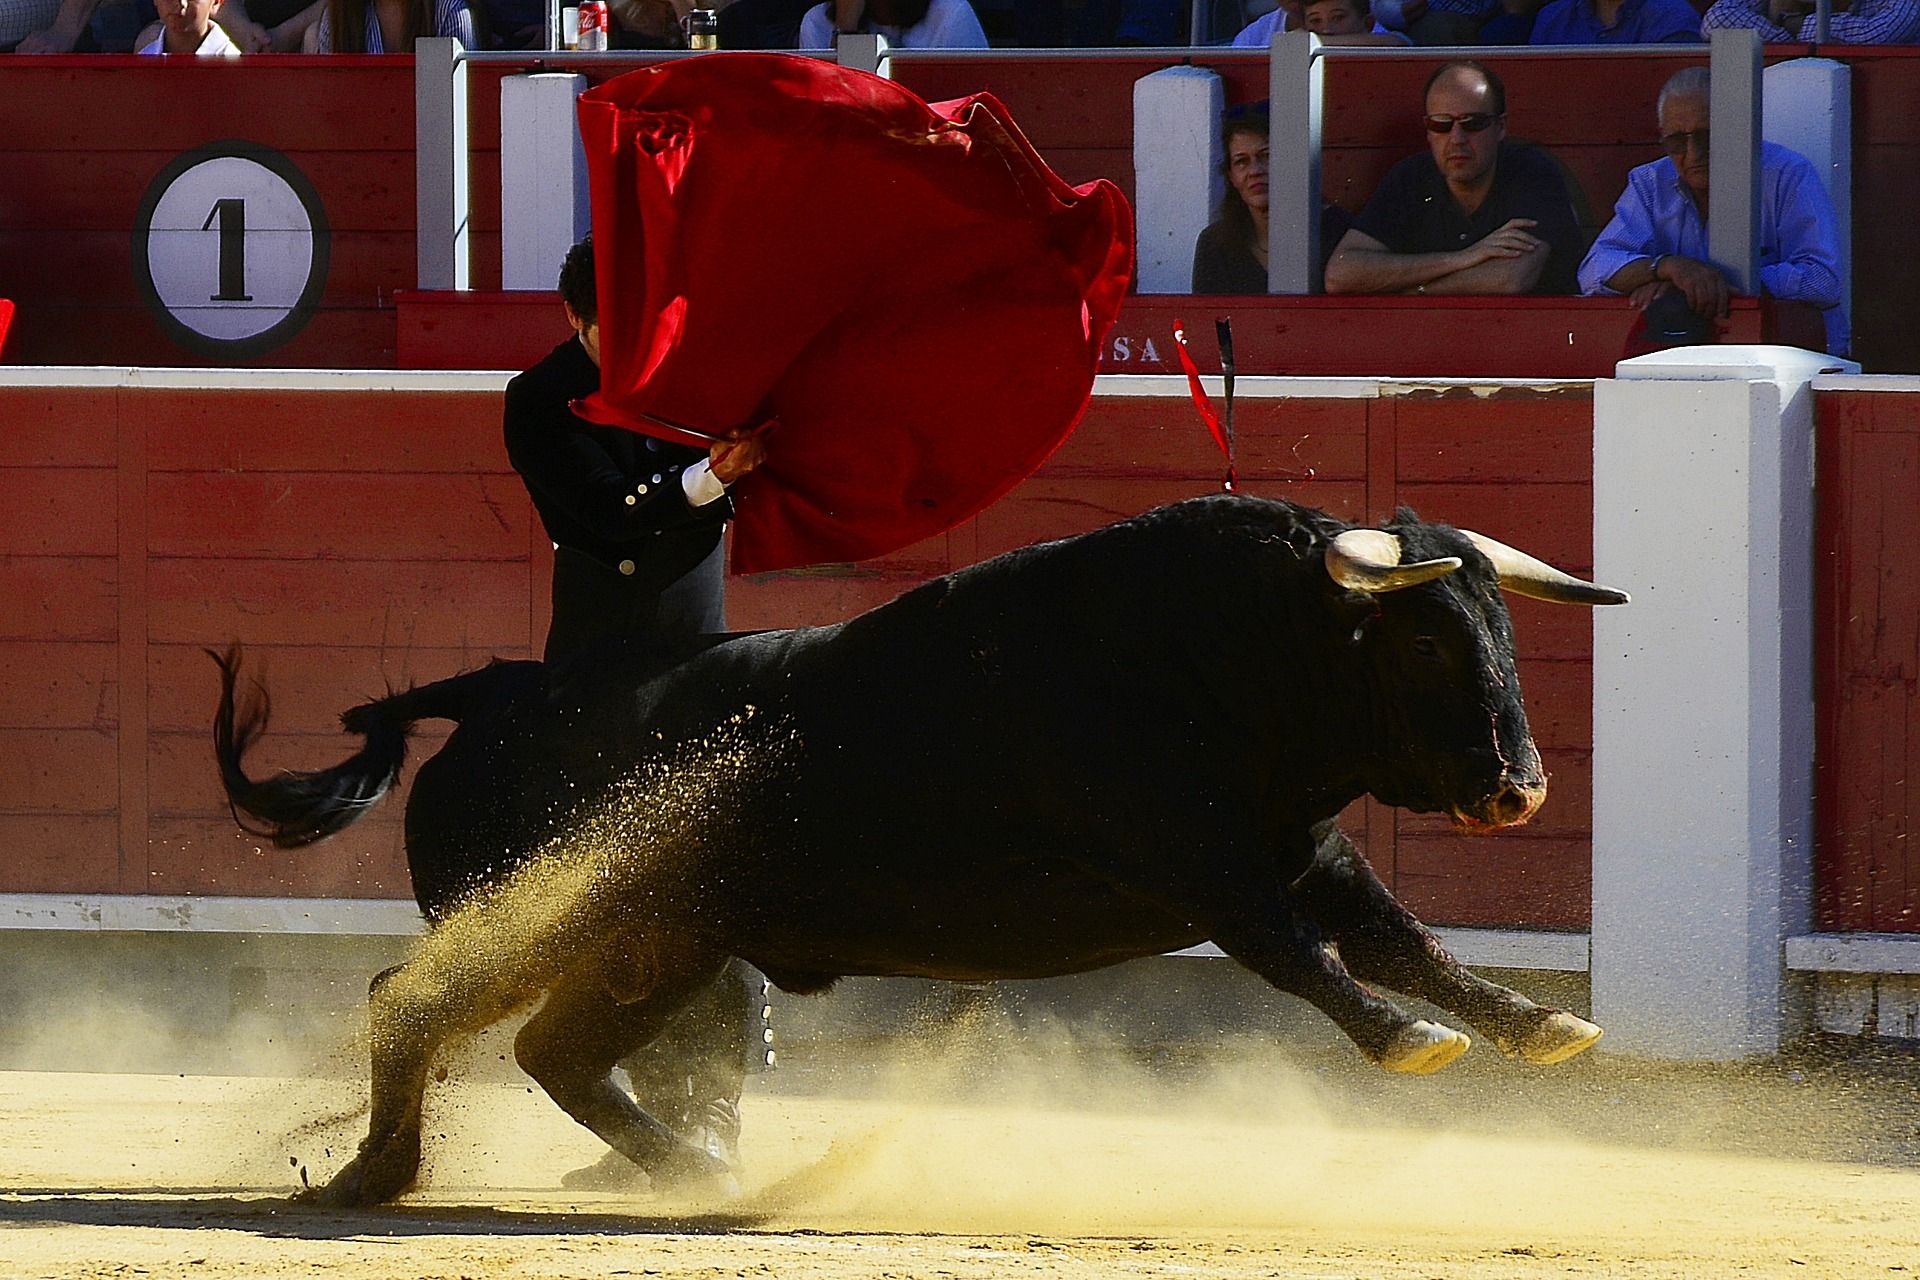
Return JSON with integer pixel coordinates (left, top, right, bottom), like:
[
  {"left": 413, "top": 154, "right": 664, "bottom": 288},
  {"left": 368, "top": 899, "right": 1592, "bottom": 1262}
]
[{"left": 682, "top": 458, "right": 727, "bottom": 507}]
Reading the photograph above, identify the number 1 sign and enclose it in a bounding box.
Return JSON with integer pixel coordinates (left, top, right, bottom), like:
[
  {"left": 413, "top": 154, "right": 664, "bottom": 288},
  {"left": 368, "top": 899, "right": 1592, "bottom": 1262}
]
[{"left": 133, "top": 140, "right": 331, "bottom": 360}]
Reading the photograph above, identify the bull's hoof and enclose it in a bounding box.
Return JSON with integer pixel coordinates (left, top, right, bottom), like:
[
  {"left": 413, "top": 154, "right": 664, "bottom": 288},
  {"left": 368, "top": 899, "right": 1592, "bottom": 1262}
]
[
  {"left": 561, "top": 1148, "right": 649, "bottom": 1192},
  {"left": 296, "top": 1140, "right": 420, "bottom": 1209},
  {"left": 1500, "top": 1011, "right": 1603, "bottom": 1065},
  {"left": 1378, "top": 1020, "right": 1471, "bottom": 1074},
  {"left": 648, "top": 1142, "right": 742, "bottom": 1201}
]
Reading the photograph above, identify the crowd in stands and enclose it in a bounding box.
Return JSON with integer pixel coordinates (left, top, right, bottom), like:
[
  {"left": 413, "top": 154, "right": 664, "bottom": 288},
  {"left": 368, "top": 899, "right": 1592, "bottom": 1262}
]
[
  {"left": 6, "top": 0, "right": 1916, "bottom": 57},
  {"left": 1196, "top": 60, "right": 1848, "bottom": 352},
  {"left": 1, "top": 0, "right": 1883, "bottom": 356}
]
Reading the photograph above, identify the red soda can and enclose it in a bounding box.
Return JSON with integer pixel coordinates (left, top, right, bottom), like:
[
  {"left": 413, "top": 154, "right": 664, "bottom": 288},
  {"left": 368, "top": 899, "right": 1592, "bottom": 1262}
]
[{"left": 578, "top": 0, "right": 608, "bottom": 51}]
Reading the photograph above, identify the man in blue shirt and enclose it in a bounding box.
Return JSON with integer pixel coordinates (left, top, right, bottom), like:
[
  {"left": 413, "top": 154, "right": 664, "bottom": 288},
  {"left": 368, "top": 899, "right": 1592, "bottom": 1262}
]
[
  {"left": 1528, "top": 0, "right": 1702, "bottom": 42},
  {"left": 1578, "top": 67, "right": 1848, "bottom": 355}
]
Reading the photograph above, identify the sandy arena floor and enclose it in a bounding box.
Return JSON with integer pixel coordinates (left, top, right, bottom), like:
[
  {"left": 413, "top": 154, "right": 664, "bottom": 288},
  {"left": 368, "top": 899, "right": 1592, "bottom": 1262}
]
[{"left": 2, "top": 1026, "right": 1918, "bottom": 1280}]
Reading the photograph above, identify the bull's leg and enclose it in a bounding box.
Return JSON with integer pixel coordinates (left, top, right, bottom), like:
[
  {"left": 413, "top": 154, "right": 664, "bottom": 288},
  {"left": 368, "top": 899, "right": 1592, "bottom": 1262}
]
[
  {"left": 306, "top": 945, "right": 552, "bottom": 1207},
  {"left": 1290, "top": 823, "right": 1602, "bottom": 1065},
  {"left": 1207, "top": 883, "right": 1472, "bottom": 1075},
  {"left": 514, "top": 943, "right": 739, "bottom": 1196}
]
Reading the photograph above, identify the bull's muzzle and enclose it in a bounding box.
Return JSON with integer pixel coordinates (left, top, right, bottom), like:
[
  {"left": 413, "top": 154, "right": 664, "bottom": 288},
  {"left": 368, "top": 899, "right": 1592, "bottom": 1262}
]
[{"left": 1451, "top": 779, "right": 1546, "bottom": 832}]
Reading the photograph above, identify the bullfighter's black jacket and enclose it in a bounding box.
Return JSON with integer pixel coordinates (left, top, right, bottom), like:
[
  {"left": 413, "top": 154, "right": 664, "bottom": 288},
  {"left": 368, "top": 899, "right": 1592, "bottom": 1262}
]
[{"left": 503, "top": 337, "right": 731, "bottom": 660}]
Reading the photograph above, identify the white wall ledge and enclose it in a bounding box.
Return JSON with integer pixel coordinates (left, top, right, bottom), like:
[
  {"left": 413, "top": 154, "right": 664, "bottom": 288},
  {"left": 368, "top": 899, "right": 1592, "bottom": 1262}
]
[
  {"left": 0, "top": 367, "right": 514, "bottom": 392},
  {"left": 3, "top": 896, "right": 1594, "bottom": 974},
  {"left": 1114, "top": 928, "right": 1590, "bottom": 972},
  {"left": 0, "top": 894, "right": 426, "bottom": 937},
  {"left": 1786, "top": 933, "right": 1920, "bottom": 975},
  {"left": 1810, "top": 373, "right": 1920, "bottom": 394}
]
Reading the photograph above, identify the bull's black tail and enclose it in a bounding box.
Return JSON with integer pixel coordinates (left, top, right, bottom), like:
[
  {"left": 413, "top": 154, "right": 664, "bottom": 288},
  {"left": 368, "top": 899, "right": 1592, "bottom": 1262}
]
[{"left": 208, "top": 644, "right": 533, "bottom": 849}]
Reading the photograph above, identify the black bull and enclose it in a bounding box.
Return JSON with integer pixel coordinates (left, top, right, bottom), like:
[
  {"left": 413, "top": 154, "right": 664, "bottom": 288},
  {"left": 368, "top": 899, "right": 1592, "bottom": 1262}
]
[{"left": 211, "top": 495, "right": 1627, "bottom": 1207}]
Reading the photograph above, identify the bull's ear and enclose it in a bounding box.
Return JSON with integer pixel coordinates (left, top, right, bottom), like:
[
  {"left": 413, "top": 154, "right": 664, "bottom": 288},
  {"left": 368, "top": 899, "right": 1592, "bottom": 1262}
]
[
  {"left": 1324, "top": 529, "right": 1463, "bottom": 594},
  {"left": 1461, "top": 531, "right": 1631, "bottom": 607}
]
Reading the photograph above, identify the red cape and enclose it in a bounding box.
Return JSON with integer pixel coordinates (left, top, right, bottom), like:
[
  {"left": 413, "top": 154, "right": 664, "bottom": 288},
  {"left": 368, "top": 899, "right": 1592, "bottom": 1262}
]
[{"left": 575, "top": 54, "right": 1133, "bottom": 575}]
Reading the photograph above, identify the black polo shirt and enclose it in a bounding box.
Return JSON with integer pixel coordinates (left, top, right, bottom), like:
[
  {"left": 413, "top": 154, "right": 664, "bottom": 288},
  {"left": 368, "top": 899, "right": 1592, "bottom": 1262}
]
[{"left": 1352, "top": 143, "right": 1583, "bottom": 295}]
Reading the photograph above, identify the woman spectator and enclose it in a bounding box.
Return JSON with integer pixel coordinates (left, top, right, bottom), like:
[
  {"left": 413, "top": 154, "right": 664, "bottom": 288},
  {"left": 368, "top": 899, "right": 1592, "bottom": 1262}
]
[
  {"left": 1192, "top": 106, "right": 1353, "bottom": 293},
  {"left": 303, "top": 0, "right": 471, "bottom": 49},
  {"left": 796, "top": 0, "right": 986, "bottom": 47}
]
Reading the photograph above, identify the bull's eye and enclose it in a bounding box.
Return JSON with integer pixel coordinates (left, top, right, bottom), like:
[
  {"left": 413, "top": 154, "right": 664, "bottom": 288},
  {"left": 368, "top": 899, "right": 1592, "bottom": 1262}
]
[{"left": 1412, "top": 636, "right": 1442, "bottom": 660}]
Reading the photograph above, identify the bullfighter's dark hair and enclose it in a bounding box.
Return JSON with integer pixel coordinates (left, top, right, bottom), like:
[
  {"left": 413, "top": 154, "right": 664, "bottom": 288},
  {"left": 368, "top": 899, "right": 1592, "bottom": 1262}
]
[
  {"left": 557, "top": 235, "right": 596, "bottom": 328},
  {"left": 1423, "top": 60, "right": 1506, "bottom": 118}
]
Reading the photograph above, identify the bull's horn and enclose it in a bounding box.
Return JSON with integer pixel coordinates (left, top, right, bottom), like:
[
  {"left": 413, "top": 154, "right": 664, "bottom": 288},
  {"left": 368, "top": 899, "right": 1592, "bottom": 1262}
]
[
  {"left": 1325, "top": 529, "right": 1463, "bottom": 594},
  {"left": 1462, "top": 531, "right": 1631, "bottom": 606}
]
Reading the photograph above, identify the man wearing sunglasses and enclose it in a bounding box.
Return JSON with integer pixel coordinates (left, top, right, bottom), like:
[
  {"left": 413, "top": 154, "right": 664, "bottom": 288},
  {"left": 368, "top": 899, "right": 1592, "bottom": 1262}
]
[
  {"left": 1325, "top": 61, "right": 1582, "bottom": 297},
  {"left": 1577, "top": 67, "right": 1847, "bottom": 355}
]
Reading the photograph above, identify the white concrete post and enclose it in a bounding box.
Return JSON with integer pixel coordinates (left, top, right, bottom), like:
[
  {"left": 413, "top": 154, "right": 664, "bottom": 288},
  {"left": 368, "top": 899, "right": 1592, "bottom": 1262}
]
[
  {"left": 1763, "top": 59, "right": 1852, "bottom": 351},
  {"left": 415, "top": 37, "right": 469, "bottom": 291},
  {"left": 837, "top": 33, "right": 890, "bottom": 77},
  {"left": 1267, "top": 28, "right": 1322, "bottom": 294},
  {"left": 1591, "top": 344, "right": 1857, "bottom": 1059},
  {"left": 1708, "top": 29, "right": 1762, "bottom": 296},
  {"left": 501, "top": 73, "right": 591, "bottom": 292},
  {"left": 1131, "top": 66, "right": 1224, "bottom": 295}
]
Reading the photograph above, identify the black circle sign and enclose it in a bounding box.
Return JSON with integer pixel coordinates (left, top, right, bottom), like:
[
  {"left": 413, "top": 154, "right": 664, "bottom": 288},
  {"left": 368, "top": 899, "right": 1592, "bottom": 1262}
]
[{"left": 132, "top": 140, "right": 332, "bottom": 361}]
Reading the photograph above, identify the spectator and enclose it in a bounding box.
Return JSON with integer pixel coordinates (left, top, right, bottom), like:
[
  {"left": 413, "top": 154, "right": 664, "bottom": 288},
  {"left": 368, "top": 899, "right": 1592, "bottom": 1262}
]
[
  {"left": 1369, "top": 0, "right": 1500, "bottom": 44},
  {"left": 1702, "top": 0, "right": 1920, "bottom": 43},
  {"left": 1232, "top": 0, "right": 1413, "bottom": 44},
  {"left": 138, "top": 0, "right": 240, "bottom": 49},
  {"left": 1192, "top": 104, "right": 1355, "bottom": 292},
  {"left": 302, "top": 0, "right": 471, "bottom": 49},
  {"left": 796, "top": 0, "right": 986, "bottom": 46},
  {"left": 13, "top": 0, "right": 152, "bottom": 49},
  {"left": 607, "top": 0, "right": 693, "bottom": 44},
  {"left": 134, "top": 0, "right": 320, "bottom": 48},
  {"left": 467, "top": 0, "right": 542, "bottom": 45},
  {"left": 1577, "top": 66, "right": 1847, "bottom": 354},
  {"left": 1325, "top": 60, "right": 1583, "bottom": 295},
  {"left": 3, "top": 0, "right": 62, "bottom": 48},
  {"left": 714, "top": 0, "right": 814, "bottom": 46},
  {"left": 21, "top": 0, "right": 316, "bottom": 49},
  {"left": 1527, "top": 0, "right": 1702, "bottom": 41}
]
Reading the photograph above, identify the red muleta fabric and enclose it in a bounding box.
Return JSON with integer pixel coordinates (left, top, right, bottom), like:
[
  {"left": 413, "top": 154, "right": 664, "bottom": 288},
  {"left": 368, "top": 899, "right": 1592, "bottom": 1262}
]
[{"left": 574, "top": 53, "right": 1134, "bottom": 575}]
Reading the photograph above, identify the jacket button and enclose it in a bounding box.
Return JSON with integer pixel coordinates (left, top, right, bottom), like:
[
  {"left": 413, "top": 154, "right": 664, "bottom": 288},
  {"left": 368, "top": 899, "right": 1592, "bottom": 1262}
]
[
  {"left": 624, "top": 494, "right": 636, "bottom": 506},
  {"left": 636, "top": 483, "right": 649, "bottom": 495},
  {"left": 652, "top": 474, "right": 663, "bottom": 484},
  {"left": 645, "top": 438, "right": 660, "bottom": 451},
  {"left": 618, "top": 559, "right": 636, "bottom": 575}
]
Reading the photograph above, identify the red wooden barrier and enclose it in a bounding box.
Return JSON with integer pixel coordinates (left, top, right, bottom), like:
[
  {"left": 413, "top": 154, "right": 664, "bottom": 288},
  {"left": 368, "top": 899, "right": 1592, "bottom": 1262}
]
[
  {"left": 0, "top": 376, "right": 1597, "bottom": 928},
  {"left": 396, "top": 288, "right": 1801, "bottom": 380},
  {"left": 1815, "top": 386, "right": 1920, "bottom": 934}
]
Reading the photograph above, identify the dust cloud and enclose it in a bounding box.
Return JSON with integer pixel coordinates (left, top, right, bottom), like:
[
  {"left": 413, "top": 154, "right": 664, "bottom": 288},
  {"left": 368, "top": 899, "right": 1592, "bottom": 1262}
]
[{"left": 3, "top": 709, "right": 1919, "bottom": 1276}]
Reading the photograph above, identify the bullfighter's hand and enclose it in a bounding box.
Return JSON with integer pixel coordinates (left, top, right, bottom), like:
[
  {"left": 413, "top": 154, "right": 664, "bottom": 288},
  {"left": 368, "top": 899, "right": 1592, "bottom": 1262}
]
[
  {"left": 709, "top": 431, "right": 767, "bottom": 485},
  {"left": 1662, "top": 254, "right": 1731, "bottom": 320}
]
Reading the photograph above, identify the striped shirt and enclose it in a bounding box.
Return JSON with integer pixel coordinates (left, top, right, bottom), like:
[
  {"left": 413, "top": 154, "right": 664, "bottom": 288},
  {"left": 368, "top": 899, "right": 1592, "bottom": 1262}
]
[{"left": 313, "top": 0, "right": 475, "bottom": 51}]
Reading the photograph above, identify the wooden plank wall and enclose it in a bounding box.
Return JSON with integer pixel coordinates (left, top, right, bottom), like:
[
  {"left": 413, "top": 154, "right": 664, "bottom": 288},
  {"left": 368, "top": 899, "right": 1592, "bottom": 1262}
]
[
  {"left": 0, "top": 382, "right": 540, "bottom": 899},
  {"left": 1814, "top": 389, "right": 1919, "bottom": 933},
  {"left": 0, "top": 380, "right": 1597, "bottom": 928}
]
